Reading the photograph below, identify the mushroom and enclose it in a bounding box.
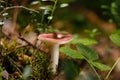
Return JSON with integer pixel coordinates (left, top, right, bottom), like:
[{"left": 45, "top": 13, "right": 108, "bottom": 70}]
[{"left": 38, "top": 32, "right": 72, "bottom": 74}]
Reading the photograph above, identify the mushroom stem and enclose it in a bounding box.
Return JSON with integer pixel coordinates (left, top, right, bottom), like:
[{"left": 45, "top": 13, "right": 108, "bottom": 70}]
[{"left": 50, "top": 44, "right": 59, "bottom": 74}]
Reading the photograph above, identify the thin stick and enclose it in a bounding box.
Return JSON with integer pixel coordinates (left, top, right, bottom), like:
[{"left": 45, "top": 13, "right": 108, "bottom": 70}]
[
  {"left": 0, "top": 6, "right": 40, "bottom": 15},
  {"left": 84, "top": 57, "right": 102, "bottom": 80},
  {"left": 18, "top": 36, "right": 47, "bottom": 53},
  {"left": 105, "top": 57, "right": 120, "bottom": 80}
]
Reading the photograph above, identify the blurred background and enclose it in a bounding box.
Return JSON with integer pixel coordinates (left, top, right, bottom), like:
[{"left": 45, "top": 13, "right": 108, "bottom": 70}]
[
  {"left": 0, "top": 0, "right": 119, "bottom": 34},
  {"left": 1, "top": 0, "right": 120, "bottom": 80}
]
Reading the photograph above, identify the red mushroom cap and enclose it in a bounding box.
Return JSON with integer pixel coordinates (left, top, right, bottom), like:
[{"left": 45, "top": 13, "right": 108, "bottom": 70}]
[{"left": 38, "top": 33, "right": 72, "bottom": 45}]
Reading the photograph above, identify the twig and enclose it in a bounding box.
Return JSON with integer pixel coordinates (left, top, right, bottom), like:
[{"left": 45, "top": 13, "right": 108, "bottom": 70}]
[
  {"left": 105, "top": 57, "right": 120, "bottom": 80},
  {"left": 0, "top": 6, "right": 40, "bottom": 15},
  {"left": 89, "top": 63, "right": 102, "bottom": 80},
  {"left": 18, "top": 36, "right": 37, "bottom": 49},
  {"left": 84, "top": 57, "right": 102, "bottom": 80},
  {"left": 18, "top": 36, "right": 47, "bottom": 53},
  {"left": 1, "top": 30, "right": 47, "bottom": 53}
]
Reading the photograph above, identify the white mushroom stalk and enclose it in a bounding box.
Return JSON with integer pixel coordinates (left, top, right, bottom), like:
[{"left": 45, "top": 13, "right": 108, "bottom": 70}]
[
  {"left": 50, "top": 44, "right": 59, "bottom": 73},
  {"left": 38, "top": 33, "right": 72, "bottom": 74}
]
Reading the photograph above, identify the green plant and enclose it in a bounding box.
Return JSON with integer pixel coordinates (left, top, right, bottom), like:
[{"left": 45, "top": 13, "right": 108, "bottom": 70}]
[
  {"left": 60, "top": 43, "right": 110, "bottom": 80},
  {"left": 108, "top": 30, "right": 120, "bottom": 80},
  {"left": 84, "top": 28, "right": 101, "bottom": 38}
]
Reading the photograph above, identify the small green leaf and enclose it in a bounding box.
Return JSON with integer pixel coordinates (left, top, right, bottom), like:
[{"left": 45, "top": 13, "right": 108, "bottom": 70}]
[
  {"left": 22, "top": 65, "right": 33, "bottom": 80},
  {"left": 70, "top": 38, "right": 97, "bottom": 45},
  {"left": 110, "top": 33, "right": 120, "bottom": 46},
  {"left": 60, "top": 3, "right": 69, "bottom": 8},
  {"left": 76, "top": 44, "right": 98, "bottom": 61},
  {"left": 31, "top": 1, "right": 40, "bottom": 5},
  {"left": 47, "top": 16, "right": 53, "bottom": 20},
  {"left": 60, "top": 46, "right": 84, "bottom": 59},
  {"left": 39, "top": 5, "right": 53, "bottom": 11},
  {"left": 91, "top": 62, "right": 110, "bottom": 71}
]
